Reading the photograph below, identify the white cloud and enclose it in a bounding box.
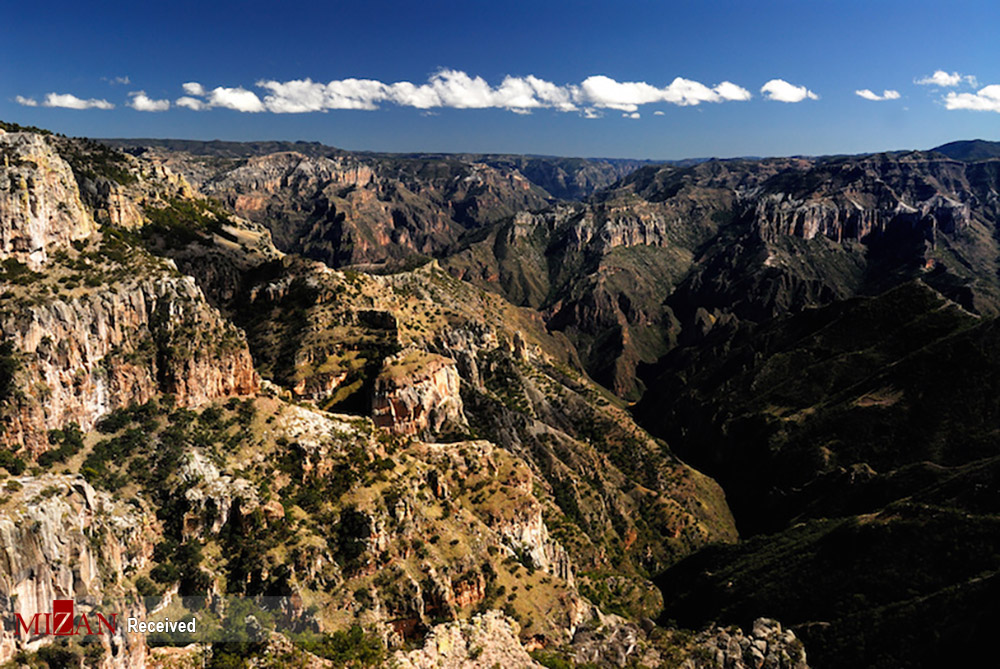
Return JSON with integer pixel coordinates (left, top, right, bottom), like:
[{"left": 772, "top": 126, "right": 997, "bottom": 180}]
[
  {"left": 128, "top": 91, "right": 170, "bottom": 111},
  {"left": 423, "top": 70, "right": 496, "bottom": 108},
  {"left": 761, "top": 79, "right": 819, "bottom": 103},
  {"left": 207, "top": 86, "right": 265, "bottom": 112},
  {"left": 176, "top": 96, "right": 207, "bottom": 110},
  {"left": 250, "top": 69, "right": 751, "bottom": 115},
  {"left": 855, "top": 89, "right": 901, "bottom": 101},
  {"left": 14, "top": 95, "right": 38, "bottom": 107},
  {"left": 577, "top": 76, "right": 662, "bottom": 112},
  {"left": 664, "top": 77, "right": 751, "bottom": 104},
  {"left": 518, "top": 75, "right": 578, "bottom": 111},
  {"left": 258, "top": 77, "right": 390, "bottom": 112},
  {"left": 653, "top": 110, "right": 665, "bottom": 116},
  {"left": 574, "top": 75, "right": 750, "bottom": 111},
  {"left": 179, "top": 81, "right": 278, "bottom": 112},
  {"left": 388, "top": 81, "right": 440, "bottom": 109},
  {"left": 944, "top": 85, "right": 1000, "bottom": 112},
  {"left": 105, "top": 76, "right": 130, "bottom": 85},
  {"left": 42, "top": 93, "right": 114, "bottom": 110},
  {"left": 714, "top": 81, "right": 754, "bottom": 101},
  {"left": 622, "top": 112, "right": 640, "bottom": 119},
  {"left": 915, "top": 70, "right": 976, "bottom": 87}
]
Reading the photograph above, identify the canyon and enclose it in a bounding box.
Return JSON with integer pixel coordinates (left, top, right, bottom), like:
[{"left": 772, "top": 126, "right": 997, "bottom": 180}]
[{"left": 5, "top": 120, "right": 1000, "bottom": 667}]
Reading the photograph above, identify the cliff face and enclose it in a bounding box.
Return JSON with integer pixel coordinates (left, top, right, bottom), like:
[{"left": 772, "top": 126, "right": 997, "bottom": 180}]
[
  {"left": 752, "top": 192, "right": 970, "bottom": 242},
  {"left": 1, "top": 273, "right": 258, "bottom": 455},
  {"left": 0, "top": 132, "right": 96, "bottom": 268},
  {"left": 372, "top": 350, "right": 466, "bottom": 437},
  {"left": 0, "top": 131, "right": 259, "bottom": 455},
  {"left": 0, "top": 475, "right": 156, "bottom": 667},
  {"left": 750, "top": 155, "right": 975, "bottom": 243}
]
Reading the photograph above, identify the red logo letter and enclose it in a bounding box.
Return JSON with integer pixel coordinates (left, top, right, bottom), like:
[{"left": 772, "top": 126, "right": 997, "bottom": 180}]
[
  {"left": 53, "top": 600, "right": 75, "bottom": 636},
  {"left": 14, "top": 613, "right": 44, "bottom": 637},
  {"left": 95, "top": 613, "right": 118, "bottom": 634}
]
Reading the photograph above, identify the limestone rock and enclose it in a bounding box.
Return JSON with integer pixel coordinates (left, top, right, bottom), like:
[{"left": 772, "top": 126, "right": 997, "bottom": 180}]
[
  {"left": 392, "top": 611, "right": 542, "bottom": 669},
  {"left": 1, "top": 274, "right": 259, "bottom": 455},
  {"left": 0, "top": 132, "right": 96, "bottom": 268},
  {"left": 682, "top": 618, "right": 809, "bottom": 669},
  {"left": 0, "top": 475, "right": 156, "bottom": 667},
  {"left": 372, "top": 349, "right": 467, "bottom": 438}
]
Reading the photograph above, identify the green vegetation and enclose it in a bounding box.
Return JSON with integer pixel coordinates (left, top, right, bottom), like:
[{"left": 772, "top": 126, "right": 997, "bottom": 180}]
[
  {"left": 530, "top": 650, "right": 576, "bottom": 669},
  {"left": 57, "top": 136, "right": 137, "bottom": 185},
  {"left": 0, "top": 258, "right": 41, "bottom": 286},
  {"left": 37, "top": 423, "right": 84, "bottom": 468},
  {"left": 0, "top": 119, "right": 54, "bottom": 135},
  {"left": 142, "top": 197, "right": 235, "bottom": 247},
  {"left": 294, "top": 626, "right": 385, "bottom": 666},
  {"left": 0, "top": 449, "right": 25, "bottom": 475}
]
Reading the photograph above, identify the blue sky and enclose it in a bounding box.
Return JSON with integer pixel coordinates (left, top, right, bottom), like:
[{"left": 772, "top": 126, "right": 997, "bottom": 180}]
[{"left": 2, "top": 0, "right": 998, "bottom": 159}]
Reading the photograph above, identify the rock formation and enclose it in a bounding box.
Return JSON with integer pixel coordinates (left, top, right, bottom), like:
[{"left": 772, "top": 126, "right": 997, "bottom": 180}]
[
  {"left": 0, "top": 132, "right": 96, "bottom": 268},
  {"left": 0, "top": 475, "right": 155, "bottom": 667},
  {"left": 372, "top": 350, "right": 467, "bottom": 437},
  {"left": 393, "top": 611, "right": 542, "bottom": 669},
  {"left": 1, "top": 274, "right": 258, "bottom": 454}
]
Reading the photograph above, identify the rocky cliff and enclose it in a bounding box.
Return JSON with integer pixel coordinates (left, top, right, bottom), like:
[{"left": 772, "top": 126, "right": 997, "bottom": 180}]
[
  {"left": 393, "top": 611, "right": 541, "bottom": 669},
  {"left": 173, "top": 149, "right": 554, "bottom": 268},
  {"left": 0, "top": 475, "right": 156, "bottom": 667},
  {"left": 1, "top": 270, "right": 258, "bottom": 455},
  {"left": 0, "top": 131, "right": 96, "bottom": 269},
  {"left": 372, "top": 350, "right": 466, "bottom": 437}
]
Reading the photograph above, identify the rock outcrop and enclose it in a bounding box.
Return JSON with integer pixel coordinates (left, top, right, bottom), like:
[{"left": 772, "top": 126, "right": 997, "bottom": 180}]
[
  {"left": 372, "top": 350, "right": 467, "bottom": 437},
  {"left": 752, "top": 189, "right": 970, "bottom": 243},
  {"left": 0, "top": 475, "right": 156, "bottom": 667},
  {"left": 180, "top": 450, "right": 262, "bottom": 537},
  {"left": 194, "top": 150, "right": 551, "bottom": 267},
  {"left": 682, "top": 618, "right": 809, "bottom": 669},
  {"left": 392, "top": 611, "right": 542, "bottom": 669},
  {"left": 495, "top": 507, "right": 575, "bottom": 587},
  {"left": 1, "top": 274, "right": 258, "bottom": 454},
  {"left": 0, "top": 132, "right": 96, "bottom": 268}
]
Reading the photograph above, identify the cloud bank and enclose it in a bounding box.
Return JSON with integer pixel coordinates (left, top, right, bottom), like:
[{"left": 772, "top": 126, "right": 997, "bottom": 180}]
[
  {"left": 760, "top": 79, "right": 818, "bottom": 103},
  {"left": 855, "top": 89, "right": 901, "bottom": 101},
  {"left": 175, "top": 69, "right": 753, "bottom": 116}
]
